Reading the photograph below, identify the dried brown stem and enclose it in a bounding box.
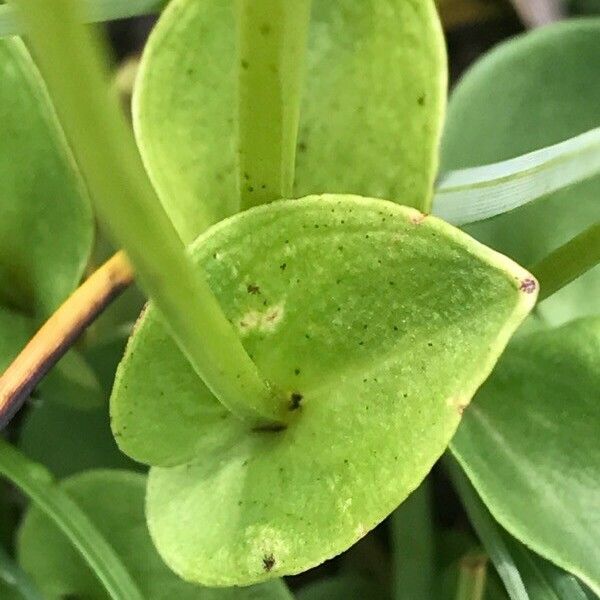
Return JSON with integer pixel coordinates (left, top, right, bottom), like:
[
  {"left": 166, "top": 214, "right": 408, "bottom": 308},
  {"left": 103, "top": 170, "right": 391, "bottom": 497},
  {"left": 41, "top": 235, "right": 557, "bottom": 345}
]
[{"left": 0, "top": 251, "right": 134, "bottom": 427}]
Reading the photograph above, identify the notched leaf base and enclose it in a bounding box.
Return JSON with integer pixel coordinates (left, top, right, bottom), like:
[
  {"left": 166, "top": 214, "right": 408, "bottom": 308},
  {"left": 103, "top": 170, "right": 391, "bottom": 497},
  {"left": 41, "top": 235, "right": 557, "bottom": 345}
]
[{"left": 110, "top": 194, "right": 536, "bottom": 586}]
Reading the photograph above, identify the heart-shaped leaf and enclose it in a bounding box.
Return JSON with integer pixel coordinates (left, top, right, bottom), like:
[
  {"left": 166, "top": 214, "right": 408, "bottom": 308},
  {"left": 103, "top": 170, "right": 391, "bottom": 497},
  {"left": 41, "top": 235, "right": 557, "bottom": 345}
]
[
  {"left": 0, "top": 37, "right": 93, "bottom": 317},
  {"left": 441, "top": 19, "right": 600, "bottom": 325},
  {"left": 133, "top": 0, "right": 446, "bottom": 240},
  {"left": 111, "top": 194, "right": 535, "bottom": 585},
  {"left": 17, "top": 470, "right": 292, "bottom": 600},
  {"left": 451, "top": 318, "right": 600, "bottom": 595}
]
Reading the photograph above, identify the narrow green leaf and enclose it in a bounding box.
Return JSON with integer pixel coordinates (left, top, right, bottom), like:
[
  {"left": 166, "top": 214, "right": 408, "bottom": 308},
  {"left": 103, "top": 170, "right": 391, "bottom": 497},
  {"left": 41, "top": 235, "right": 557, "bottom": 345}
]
[
  {"left": 0, "top": 440, "right": 142, "bottom": 600},
  {"left": 0, "top": 545, "right": 43, "bottom": 600},
  {"left": 391, "top": 479, "right": 435, "bottom": 600},
  {"left": 111, "top": 194, "right": 536, "bottom": 585},
  {"left": 451, "top": 318, "right": 600, "bottom": 595},
  {"left": 441, "top": 19, "right": 600, "bottom": 326},
  {"left": 12, "top": 0, "right": 285, "bottom": 427},
  {"left": 17, "top": 470, "right": 293, "bottom": 600},
  {"left": 433, "top": 128, "right": 600, "bottom": 227},
  {"left": 505, "top": 537, "right": 589, "bottom": 600},
  {"left": 446, "top": 457, "right": 530, "bottom": 600},
  {"left": 0, "top": 0, "right": 164, "bottom": 36},
  {"left": 0, "top": 37, "right": 93, "bottom": 317},
  {"left": 236, "top": 0, "right": 311, "bottom": 210}
]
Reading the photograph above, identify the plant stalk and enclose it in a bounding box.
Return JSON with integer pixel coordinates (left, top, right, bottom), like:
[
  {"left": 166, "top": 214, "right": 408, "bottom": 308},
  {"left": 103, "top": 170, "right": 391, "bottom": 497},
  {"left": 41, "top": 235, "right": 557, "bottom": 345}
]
[
  {"left": 236, "top": 0, "right": 312, "bottom": 209},
  {"left": 455, "top": 553, "right": 488, "bottom": 600},
  {"left": 0, "top": 0, "right": 165, "bottom": 37},
  {"left": 11, "top": 0, "right": 286, "bottom": 427},
  {"left": 531, "top": 222, "right": 600, "bottom": 302},
  {"left": 0, "top": 252, "right": 133, "bottom": 427}
]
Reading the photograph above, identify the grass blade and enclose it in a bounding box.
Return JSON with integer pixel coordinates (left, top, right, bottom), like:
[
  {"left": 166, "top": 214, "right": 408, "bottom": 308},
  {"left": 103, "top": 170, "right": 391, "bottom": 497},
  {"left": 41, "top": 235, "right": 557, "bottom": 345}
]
[
  {"left": 0, "top": 439, "right": 142, "bottom": 600},
  {"left": 445, "top": 456, "right": 530, "bottom": 600},
  {"left": 433, "top": 128, "right": 600, "bottom": 226}
]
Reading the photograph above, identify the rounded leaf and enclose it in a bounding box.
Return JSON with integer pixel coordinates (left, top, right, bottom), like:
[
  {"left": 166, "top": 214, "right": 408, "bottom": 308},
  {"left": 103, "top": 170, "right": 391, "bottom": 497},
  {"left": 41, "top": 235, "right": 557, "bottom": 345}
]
[
  {"left": 134, "top": 0, "right": 447, "bottom": 240},
  {"left": 17, "top": 470, "right": 292, "bottom": 599},
  {"left": 451, "top": 318, "right": 600, "bottom": 596},
  {"left": 111, "top": 195, "right": 536, "bottom": 585},
  {"left": 0, "top": 38, "right": 93, "bottom": 316},
  {"left": 441, "top": 19, "right": 600, "bottom": 325}
]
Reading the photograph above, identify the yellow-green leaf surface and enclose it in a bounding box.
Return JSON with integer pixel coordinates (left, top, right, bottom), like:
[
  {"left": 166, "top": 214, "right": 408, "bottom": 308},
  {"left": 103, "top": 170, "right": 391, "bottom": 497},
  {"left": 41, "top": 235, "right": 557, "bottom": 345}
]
[
  {"left": 0, "top": 37, "right": 93, "bottom": 317},
  {"left": 17, "top": 470, "right": 292, "bottom": 599},
  {"left": 133, "top": 0, "right": 446, "bottom": 240},
  {"left": 111, "top": 195, "right": 535, "bottom": 586},
  {"left": 451, "top": 318, "right": 600, "bottom": 595},
  {"left": 441, "top": 19, "right": 600, "bottom": 325}
]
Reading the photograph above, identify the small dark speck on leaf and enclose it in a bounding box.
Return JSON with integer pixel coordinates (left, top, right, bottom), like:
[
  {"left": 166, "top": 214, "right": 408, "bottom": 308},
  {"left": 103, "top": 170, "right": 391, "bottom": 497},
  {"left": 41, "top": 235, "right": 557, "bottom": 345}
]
[
  {"left": 247, "top": 186, "right": 254, "bottom": 193},
  {"left": 241, "top": 59, "right": 249, "bottom": 69},
  {"left": 280, "top": 263, "right": 287, "bottom": 271},
  {"left": 294, "top": 368, "right": 300, "bottom": 375},
  {"left": 263, "top": 554, "right": 275, "bottom": 572},
  {"left": 418, "top": 94, "right": 426, "bottom": 106},
  {"left": 289, "top": 392, "right": 303, "bottom": 411},
  {"left": 260, "top": 23, "right": 271, "bottom": 35},
  {"left": 298, "top": 141, "right": 307, "bottom": 152},
  {"left": 247, "top": 283, "right": 260, "bottom": 295}
]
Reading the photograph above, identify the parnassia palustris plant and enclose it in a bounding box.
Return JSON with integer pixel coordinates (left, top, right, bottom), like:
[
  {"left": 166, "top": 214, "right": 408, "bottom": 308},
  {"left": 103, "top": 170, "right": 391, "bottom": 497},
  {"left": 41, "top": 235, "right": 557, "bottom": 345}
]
[{"left": 0, "top": 0, "right": 598, "bottom": 598}]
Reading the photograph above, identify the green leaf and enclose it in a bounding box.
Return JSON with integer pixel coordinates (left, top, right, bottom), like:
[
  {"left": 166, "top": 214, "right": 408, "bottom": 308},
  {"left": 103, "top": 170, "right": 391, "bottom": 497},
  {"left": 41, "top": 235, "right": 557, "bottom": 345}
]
[
  {"left": 451, "top": 318, "right": 600, "bottom": 595},
  {"left": 19, "top": 402, "right": 137, "bottom": 479},
  {"left": 450, "top": 458, "right": 591, "bottom": 600},
  {"left": 390, "top": 479, "right": 434, "bottom": 600},
  {"left": 504, "top": 536, "right": 590, "bottom": 600},
  {"left": 441, "top": 19, "right": 600, "bottom": 326},
  {"left": 133, "top": 0, "right": 446, "bottom": 240},
  {"left": 0, "top": 37, "right": 92, "bottom": 317},
  {"left": 17, "top": 470, "right": 293, "bottom": 600},
  {"left": 0, "top": 441, "right": 143, "bottom": 600},
  {"left": 433, "top": 127, "right": 600, "bottom": 227},
  {"left": 111, "top": 194, "right": 536, "bottom": 585}
]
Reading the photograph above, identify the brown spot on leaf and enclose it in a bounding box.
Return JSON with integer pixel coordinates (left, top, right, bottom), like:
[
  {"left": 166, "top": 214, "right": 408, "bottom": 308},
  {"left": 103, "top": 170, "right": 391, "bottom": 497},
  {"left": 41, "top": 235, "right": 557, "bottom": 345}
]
[
  {"left": 263, "top": 554, "right": 275, "bottom": 571},
  {"left": 519, "top": 278, "right": 537, "bottom": 294}
]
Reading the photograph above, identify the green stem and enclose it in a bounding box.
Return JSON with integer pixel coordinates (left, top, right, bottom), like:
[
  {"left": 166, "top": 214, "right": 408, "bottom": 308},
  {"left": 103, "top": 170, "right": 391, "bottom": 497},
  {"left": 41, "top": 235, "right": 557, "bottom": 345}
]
[
  {"left": 12, "top": 0, "right": 286, "bottom": 427},
  {"left": 0, "top": 439, "right": 142, "bottom": 600},
  {"left": 236, "top": 0, "right": 312, "bottom": 209},
  {"left": 455, "top": 553, "right": 488, "bottom": 600},
  {"left": 390, "top": 479, "right": 435, "bottom": 600},
  {"left": 531, "top": 222, "right": 600, "bottom": 302},
  {"left": 0, "top": 0, "right": 165, "bottom": 37}
]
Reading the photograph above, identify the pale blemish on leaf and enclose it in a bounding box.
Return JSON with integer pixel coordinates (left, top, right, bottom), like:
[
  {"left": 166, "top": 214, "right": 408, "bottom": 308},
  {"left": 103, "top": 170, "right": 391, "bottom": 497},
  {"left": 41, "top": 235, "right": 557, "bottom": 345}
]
[{"left": 237, "top": 302, "right": 285, "bottom": 335}]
